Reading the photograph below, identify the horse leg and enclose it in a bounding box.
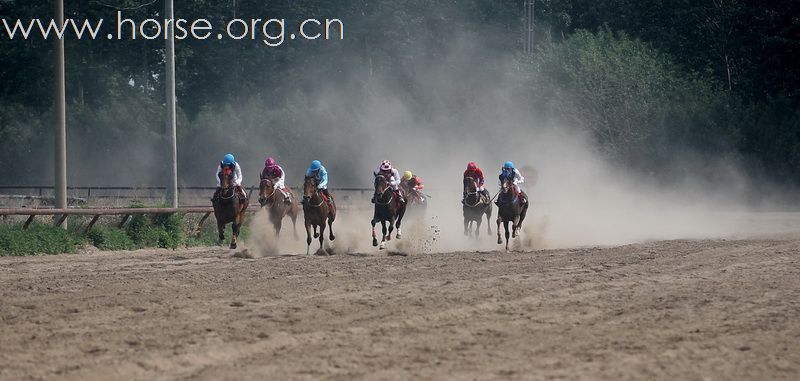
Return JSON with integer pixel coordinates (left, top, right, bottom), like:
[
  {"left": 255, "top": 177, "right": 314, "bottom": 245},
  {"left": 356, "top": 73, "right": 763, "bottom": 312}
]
[
  {"left": 318, "top": 223, "right": 327, "bottom": 255},
  {"left": 217, "top": 221, "right": 225, "bottom": 244},
  {"left": 371, "top": 219, "right": 379, "bottom": 247},
  {"left": 274, "top": 218, "right": 283, "bottom": 237},
  {"left": 496, "top": 217, "right": 502, "bottom": 245},
  {"left": 395, "top": 212, "right": 404, "bottom": 239},
  {"left": 379, "top": 221, "right": 388, "bottom": 250},
  {"left": 328, "top": 218, "right": 335, "bottom": 241},
  {"left": 486, "top": 207, "right": 493, "bottom": 235},
  {"left": 313, "top": 225, "right": 319, "bottom": 239},
  {"left": 290, "top": 207, "right": 299, "bottom": 240},
  {"left": 504, "top": 221, "right": 511, "bottom": 251},
  {"left": 464, "top": 218, "right": 470, "bottom": 236},
  {"left": 475, "top": 218, "right": 482, "bottom": 238},
  {"left": 230, "top": 222, "right": 239, "bottom": 250},
  {"left": 305, "top": 221, "right": 312, "bottom": 256},
  {"left": 387, "top": 219, "right": 394, "bottom": 242}
]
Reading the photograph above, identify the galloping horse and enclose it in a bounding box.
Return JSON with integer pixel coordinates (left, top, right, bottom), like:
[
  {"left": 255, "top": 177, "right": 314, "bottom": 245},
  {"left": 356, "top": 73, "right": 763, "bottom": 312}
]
[
  {"left": 212, "top": 167, "right": 248, "bottom": 249},
  {"left": 496, "top": 177, "right": 528, "bottom": 251},
  {"left": 400, "top": 182, "right": 427, "bottom": 214},
  {"left": 371, "top": 175, "right": 406, "bottom": 249},
  {"left": 463, "top": 176, "right": 492, "bottom": 237},
  {"left": 302, "top": 176, "right": 336, "bottom": 255},
  {"left": 258, "top": 177, "right": 299, "bottom": 238}
]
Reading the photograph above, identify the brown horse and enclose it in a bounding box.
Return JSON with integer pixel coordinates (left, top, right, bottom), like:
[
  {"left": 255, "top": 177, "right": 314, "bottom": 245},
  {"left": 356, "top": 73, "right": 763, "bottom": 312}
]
[
  {"left": 496, "top": 177, "right": 528, "bottom": 251},
  {"left": 400, "top": 182, "right": 427, "bottom": 209},
  {"left": 212, "top": 167, "right": 248, "bottom": 249},
  {"left": 371, "top": 175, "right": 406, "bottom": 249},
  {"left": 463, "top": 176, "right": 492, "bottom": 237},
  {"left": 302, "top": 176, "right": 336, "bottom": 255},
  {"left": 258, "top": 177, "right": 299, "bottom": 238}
]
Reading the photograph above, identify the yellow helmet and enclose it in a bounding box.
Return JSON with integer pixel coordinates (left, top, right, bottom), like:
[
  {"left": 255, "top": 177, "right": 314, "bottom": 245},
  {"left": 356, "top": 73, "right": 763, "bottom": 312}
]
[{"left": 403, "top": 171, "right": 413, "bottom": 180}]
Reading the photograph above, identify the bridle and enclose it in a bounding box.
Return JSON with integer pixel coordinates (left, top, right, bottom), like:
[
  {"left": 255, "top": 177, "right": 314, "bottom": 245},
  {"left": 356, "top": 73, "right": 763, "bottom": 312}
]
[
  {"left": 259, "top": 178, "right": 276, "bottom": 205},
  {"left": 374, "top": 176, "right": 394, "bottom": 206},
  {"left": 304, "top": 177, "right": 324, "bottom": 208},
  {"left": 463, "top": 177, "right": 482, "bottom": 207}
]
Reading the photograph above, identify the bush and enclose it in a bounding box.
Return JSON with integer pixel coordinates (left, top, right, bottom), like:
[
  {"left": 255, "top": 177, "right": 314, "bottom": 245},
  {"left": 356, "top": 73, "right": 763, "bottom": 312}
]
[
  {"left": 0, "top": 224, "right": 79, "bottom": 256},
  {"left": 125, "top": 212, "right": 184, "bottom": 250},
  {"left": 86, "top": 227, "right": 135, "bottom": 251}
]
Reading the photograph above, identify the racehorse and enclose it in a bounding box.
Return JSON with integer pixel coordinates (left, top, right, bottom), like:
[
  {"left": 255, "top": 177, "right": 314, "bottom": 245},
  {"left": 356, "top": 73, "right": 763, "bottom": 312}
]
[
  {"left": 302, "top": 176, "right": 336, "bottom": 255},
  {"left": 258, "top": 177, "right": 299, "bottom": 238},
  {"left": 371, "top": 174, "right": 406, "bottom": 249},
  {"left": 496, "top": 177, "right": 528, "bottom": 251},
  {"left": 400, "top": 182, "right": 427, "bottom": 210},
  {"left": 212, "top": 167, "right": 248, "bottom": 249},
  {"left": 463, "top": 176, "right": 492, "bottom": 237}
]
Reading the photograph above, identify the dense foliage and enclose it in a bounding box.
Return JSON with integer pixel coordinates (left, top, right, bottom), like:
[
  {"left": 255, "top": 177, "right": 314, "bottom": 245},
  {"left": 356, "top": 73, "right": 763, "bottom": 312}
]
[{"left": 0, "top": 0, "right": 798, "bottom": 186}]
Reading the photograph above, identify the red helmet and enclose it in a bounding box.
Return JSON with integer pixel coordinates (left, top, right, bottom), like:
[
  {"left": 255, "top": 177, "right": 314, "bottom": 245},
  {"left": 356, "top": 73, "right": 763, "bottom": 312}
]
[
  {"left": 380, "top": 160, "right": 392, "bottom": 171},
  {"left": 467, "top": 162, "right": 477, "bottom": 170},
  {"left": 264, "top": 157, "right": 276, "bottom": 167}
]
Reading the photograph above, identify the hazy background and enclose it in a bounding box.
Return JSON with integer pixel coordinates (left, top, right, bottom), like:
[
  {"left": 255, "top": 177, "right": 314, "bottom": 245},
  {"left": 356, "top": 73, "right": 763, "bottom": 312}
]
[{"left": 2, "top": 0, "right": 800, "bottom": 249}]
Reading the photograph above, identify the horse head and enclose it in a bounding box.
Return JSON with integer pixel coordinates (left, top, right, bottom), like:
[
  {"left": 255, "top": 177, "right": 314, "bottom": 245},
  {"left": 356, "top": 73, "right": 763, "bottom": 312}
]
[
  {"left": 375, "top": 175, "right": 391, "bottom": 195},
  {"left": 463, "top": 176, "right": 477, "bottom": 193},
  {"left": 259, "top": 177, "right": 275, "bottom": 206},
  {"left": 303, "top": 176, "right": 318, "bottom": 203}
]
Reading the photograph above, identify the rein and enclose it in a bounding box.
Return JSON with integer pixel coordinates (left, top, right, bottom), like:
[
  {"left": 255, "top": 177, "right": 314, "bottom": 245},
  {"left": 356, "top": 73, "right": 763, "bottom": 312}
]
[{"left": 375, "top": 187, "right": 393, "bottom": 206}]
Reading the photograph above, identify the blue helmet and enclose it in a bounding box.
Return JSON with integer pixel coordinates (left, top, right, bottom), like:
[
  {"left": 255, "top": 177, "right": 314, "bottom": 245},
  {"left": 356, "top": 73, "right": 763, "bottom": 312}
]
[
  {"left": 223, "top": 154, "right": 235, "bottom": 165},
  {"left": 309, "top": 160, "right": 322, "bottom": 171},
  {"left": 503, "top": 161, "right": 514, "bottom": 169}
]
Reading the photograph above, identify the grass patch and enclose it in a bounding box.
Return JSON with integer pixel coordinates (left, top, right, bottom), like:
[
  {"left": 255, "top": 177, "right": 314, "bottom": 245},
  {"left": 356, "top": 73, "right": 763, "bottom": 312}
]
[
  {"left": 86, "top": 227, "right": 135, "bottom": 251},
  {"left": 0, "top": 224, "right": 80, "bottom": 256}
]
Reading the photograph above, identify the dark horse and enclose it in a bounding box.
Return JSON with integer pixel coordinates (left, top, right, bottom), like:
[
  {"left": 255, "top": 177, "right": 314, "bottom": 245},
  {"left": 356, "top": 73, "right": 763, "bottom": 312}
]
[
  {"left": 463, "top": 176, "right": 492, "bottom": 237},
  {"left": 371, "top": 175, "right": 407, "bottom": 249},
  {"left": 258, "top": 177, "right": 299, "bottom": 238},
  {"left": 302, "top": 176, "right": 336, "bottom": 255},
  {"left": 212, "top": 167, "right": 248, "bottom": 249},
  {"left": 496, "top": 177, "right": 528, "bottom": 251}
]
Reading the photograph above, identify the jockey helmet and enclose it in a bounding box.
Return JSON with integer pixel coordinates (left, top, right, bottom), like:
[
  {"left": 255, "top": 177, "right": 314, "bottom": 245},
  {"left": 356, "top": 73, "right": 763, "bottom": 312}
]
[
  {"left": 467, "top": 162, "right": 477, "bottom": 170},
  {"left": 403, "top": 171, "right": 413, "bottom": 180},
  {"left": 503, "top": 161, "right": 514, "bottom": 169},
  {"left": 265, "top": 157, "right": 276, "bottom": 167},
  {"left": 380, "top": 160, "right": 392, "bottom": 171},
  {"left": 309, "top": 160, "right": 322, "bottom": 171},
  {"left": 223, "top": 154, "right": 235, "bottom": 165}
]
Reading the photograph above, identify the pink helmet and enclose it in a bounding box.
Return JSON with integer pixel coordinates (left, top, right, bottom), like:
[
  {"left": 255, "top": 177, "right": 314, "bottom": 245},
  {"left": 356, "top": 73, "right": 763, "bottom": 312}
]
[
  {"left": 467, "top": 162, "right": 477, "bottom": 170},
  {"left": 265, "top": 157, "right": 276, "bottom": 167},
  {"left": 380, "top": 160, "right": 392, "bottom": 171}
]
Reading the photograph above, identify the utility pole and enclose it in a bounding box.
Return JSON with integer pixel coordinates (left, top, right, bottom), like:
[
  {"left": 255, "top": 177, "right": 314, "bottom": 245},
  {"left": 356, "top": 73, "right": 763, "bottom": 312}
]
[
  {"left": 54, "top": 0, "right": 67, "bottom": 227},
  {"left": 524, "top": 0, "right": 535, "bottom": 53},
  {"left": 165, "top": 0, "right": 178, "bottom": 207}
]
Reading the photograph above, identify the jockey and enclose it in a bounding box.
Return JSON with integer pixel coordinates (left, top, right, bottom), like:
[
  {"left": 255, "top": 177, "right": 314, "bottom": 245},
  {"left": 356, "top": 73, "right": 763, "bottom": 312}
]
[
  {"left": 213, "top": 153, "right": 245, "bottom": 201},
  {"left": 402, "top": 170, "right": 424, "bottom": 191},
  {"left": 305, "top": 160, "right": 332, "bottom": 205},
  {"left": 372, "top": 160, "right": 404, "bottom": 204},
  {"left": 497, "top": 161, "right": 527, "bottom": 205},
  {"left": 261, "top": 157, "right": 291, "bottom": 204},
  {"left": 463, "top": 161, "right": 489, "bottom": 204}
]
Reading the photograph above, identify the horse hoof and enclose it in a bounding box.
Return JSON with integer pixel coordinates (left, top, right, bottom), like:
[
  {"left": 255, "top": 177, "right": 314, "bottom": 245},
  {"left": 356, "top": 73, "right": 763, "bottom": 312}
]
[
  {"left": 497, "top": 239, "right": 503, "bottom": 245},
  {"left": 314, "top": 233, "right": 319, "bottom": 239},
  {"left": 372, "top": 239, "right": 379, "bottom": 247},
  {"left": 379, "top": 242, "right": 386, "bottom": 250},
  {"left": 230, "top": 242, "right": 237, "bottom": 250},
  {"left": 396, "top": 234, "right": 402, "bottom": 239},
  {"left": 329, "top": 234, "right": 336, "bottom": 241}
]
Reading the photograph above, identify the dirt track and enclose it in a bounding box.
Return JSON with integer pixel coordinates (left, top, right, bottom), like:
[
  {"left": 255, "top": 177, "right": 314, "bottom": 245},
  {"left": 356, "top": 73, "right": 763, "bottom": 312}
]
[{"left": 1, "top": 237, "right": 799, "bottom": 380}]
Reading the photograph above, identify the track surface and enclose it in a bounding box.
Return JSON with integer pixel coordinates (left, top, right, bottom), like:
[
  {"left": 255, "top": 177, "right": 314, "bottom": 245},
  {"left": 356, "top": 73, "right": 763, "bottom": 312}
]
[{"left": 1, "top": 238, "right": 799, "bottom": 380}]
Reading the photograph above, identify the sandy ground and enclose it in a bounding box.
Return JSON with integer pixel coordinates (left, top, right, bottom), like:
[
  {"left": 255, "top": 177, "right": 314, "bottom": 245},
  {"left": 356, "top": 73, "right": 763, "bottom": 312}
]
[{"left": 1, "top": 237, "right": 799, "bottom": 380}]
